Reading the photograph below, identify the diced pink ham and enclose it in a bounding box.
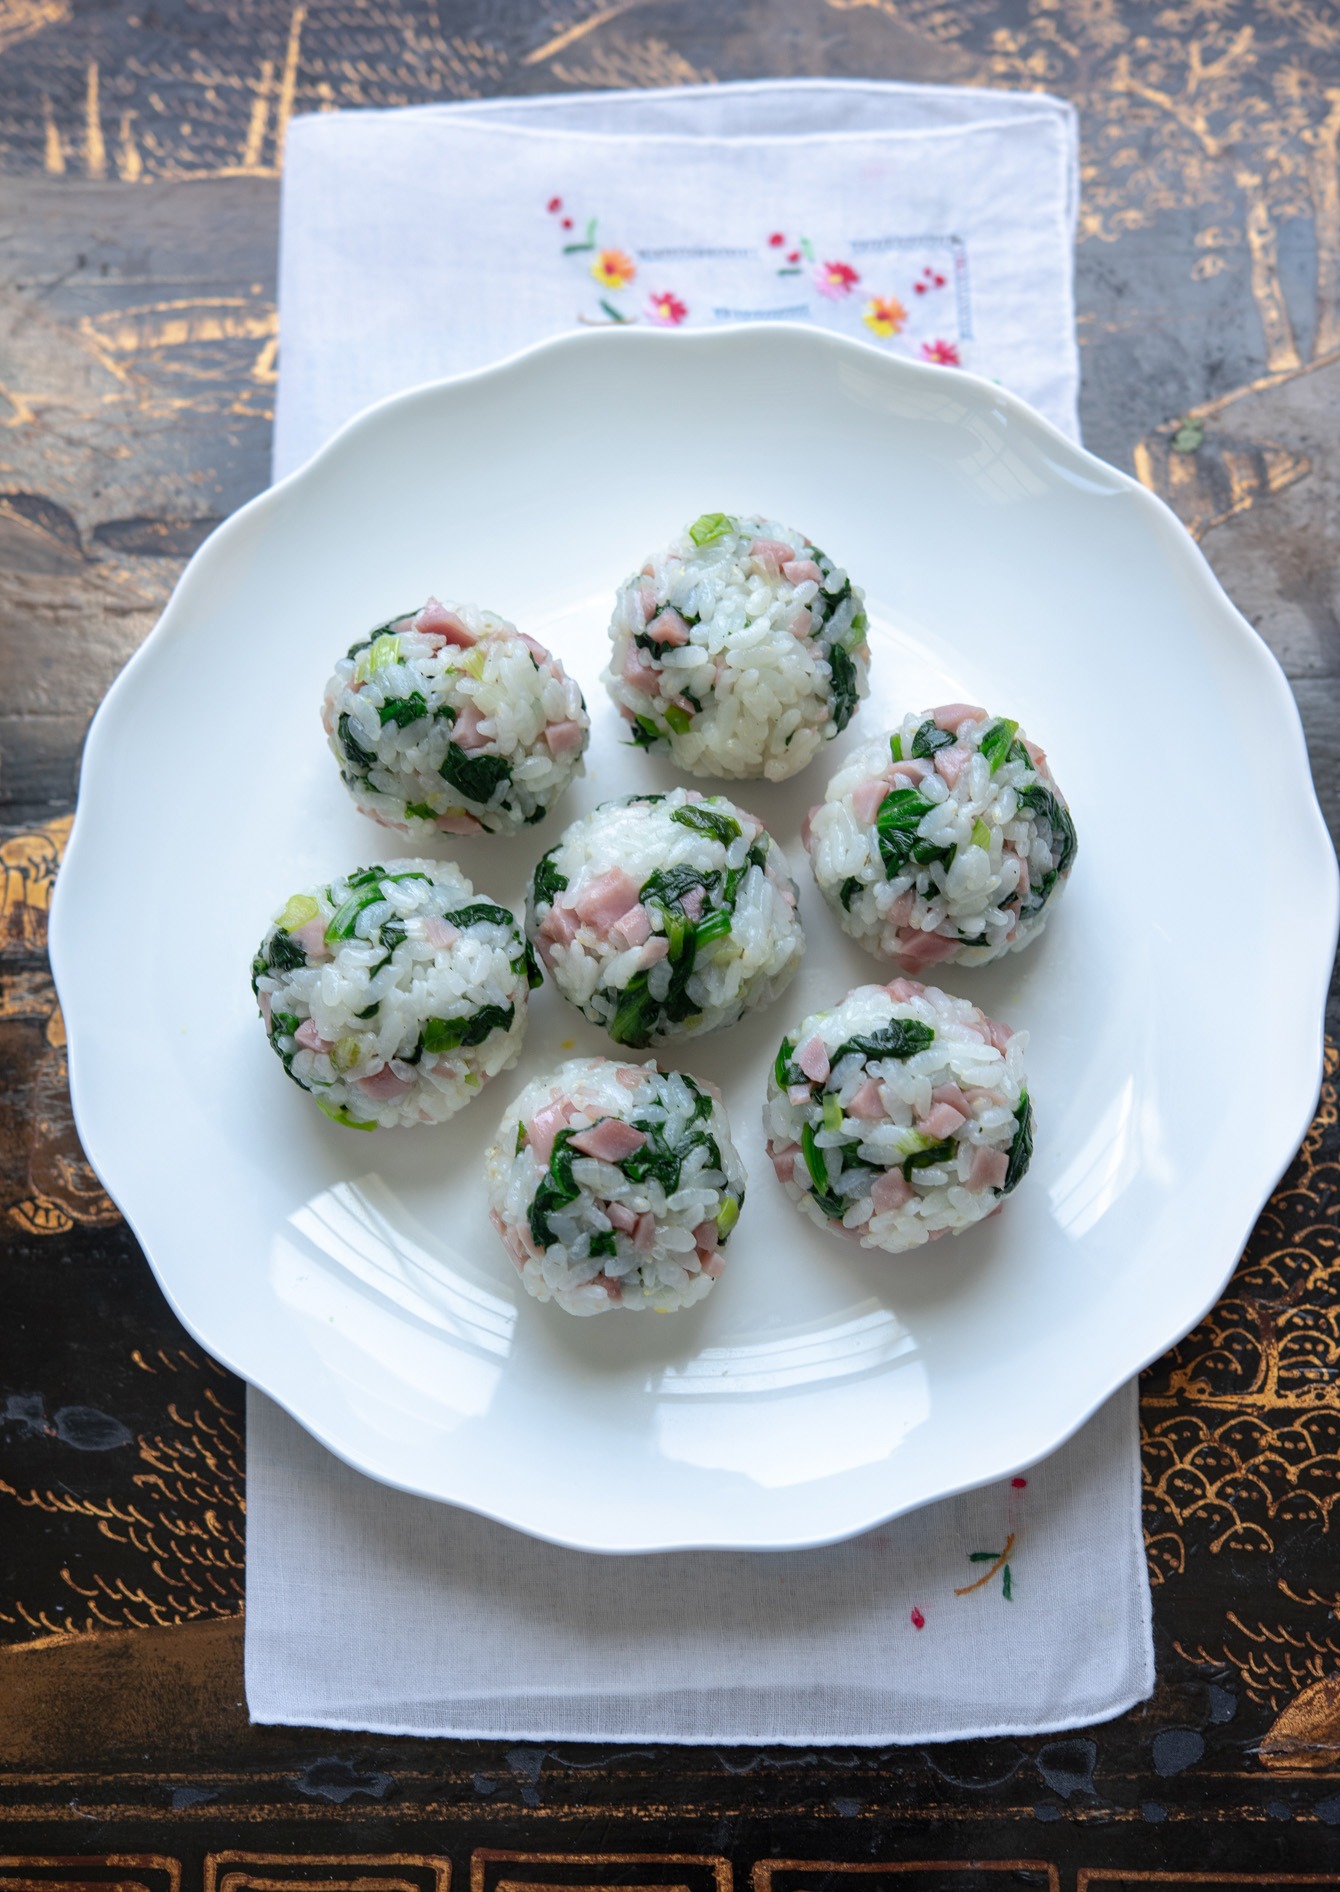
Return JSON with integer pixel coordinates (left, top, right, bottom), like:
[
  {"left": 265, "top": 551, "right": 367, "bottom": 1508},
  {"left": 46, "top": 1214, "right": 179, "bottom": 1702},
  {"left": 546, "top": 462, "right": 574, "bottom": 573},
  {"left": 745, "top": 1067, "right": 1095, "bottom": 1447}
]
[
  {"left": 851, "top": 773, "right": 893, "bottom": 827},
  {"left": 421, "top": 915, "right": 459, "bottom": 950},
  {"left": 520, "top": 632, "right": 550, "bottom": 663},
  {"left": 969, "top": 1145, "right": 1010, "bottom": 1191},
  {"left": 606, "top": 1201, "right": 638, "bottom": 1233},
  {"left": 616, "top": 1065, "right": 646, "bottom": 1090},
  {"left": 543, "top": 718, "right": 584, "bottom": 758},
  {"left": 451, "top": 700, "right": 489, "bottom": 752},
  {"left": 788, "top": 606, "right": 813, "bottom": 639},
  {"left": 601, "top": 1275, "right": 624, "bottom": 1303},
  {"left": 885, "top": 978, "right": 927, "bottom": 1003},
  {"left": 569, "top": 1118, "right": 648, "bottom": 1163},
  {"left": 770, "top": 1142, "right": 798, "bottom": 1184},
  {"left": 935, "top": 742, "right": 970, "bottom": 789},
  {"left": 608, "top": 903, "right": 652, "bottom": 949},
  {"left": 847, "top": 1079, "right": 886, "bottom": 1121},
  {"left": 931, "top": 702, "right": 986, "bottom": 733},
  {"left": 539, "top": 902, "right": 580, "bottom": 946},
  {"left": 1023, "top": 737, "right": 1047, "bottom": 770},
  {"left": 527, "top": 1098, "right": 576, "bottom": 1164},
  {"left": 259, "top": 990, "right": 273, "bottom": 1030},
  {"left": 782, "top": 558, "right": 823, "bottom": 585},
  {"left": 638, "top": 936, "right": 671, "bottom": 968},
  {"left": 932, "top": 1082, "right": 970, "bottom": 1115},
  {"left": 573, "top": 867, "right": 640, "bottom": 931},
  {"left": 797, "top": 1034, "right": 830, "bottom": 1084},
  {"left": 358, "top": 1063, "right": 412, "bottom": 1101},
  {"left": 414, "top": 597, "right": 476, "bottom": 645},
  {"left": 888, "top": 890, "right": 916, "bottom": 926},
  {"left": 986, "top": 1017, "right": 1014, "bottom": 1052},
  {"left": 633, "top": 1212, "right": 658, "bottom": 1254},
  {"left": 700, "top": 1250, "right": 727, "bottom": 1278},
  {"left": 802, "top": 804, "right": 820, "bottom": 849},
  {"left": 787, "top": 1084, "right": 812, "bottom": 1107},
  {"left": 681, "top": 885, "right": 705, "bottom": 923},
  {"left": 646, "top": 609, "right": 690, "bottom": 647},
  {"left": 871, "top": 1168, "right": 913, "bottom": 1214},
  {"left": 490, "top": 1208, "right": 534, "bottom": 1271},
  {"left": 920, "top": 1101, "right": 967, "bottom": 1140},
  {"left": 294, "top": 1017, "right": 329, "bottom": 1052},
  {"left": 748, "top": 537, "right": 795, "bottom": 575},
  {"left": 897, "top": 929, "right": 959, "bottom": 970},
  {"left": 966, "top": 1087, "right": 1006, "bottom": 1112},
  {"left": 622, "top": 647, "right": 662, "bottom": 693},
  {"left": 436, "top": 812, "right": 483, "bottom": 835},
  {"left": 693, "top": 1219, "right": 719, "bottom": 1256},
  {"left": 292, "top": 917, "right": 329, "bottom": 959},
  {"left": 891, "top": 756, "right": 930, "bottom": 785}
]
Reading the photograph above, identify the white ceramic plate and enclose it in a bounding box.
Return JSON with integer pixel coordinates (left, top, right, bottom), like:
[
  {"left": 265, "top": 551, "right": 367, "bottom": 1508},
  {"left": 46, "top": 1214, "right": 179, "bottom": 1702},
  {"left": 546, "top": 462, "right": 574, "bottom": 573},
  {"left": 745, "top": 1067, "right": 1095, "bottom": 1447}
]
[{"left": 51, "top": 326, "right": 1338, "bottom": 1553}]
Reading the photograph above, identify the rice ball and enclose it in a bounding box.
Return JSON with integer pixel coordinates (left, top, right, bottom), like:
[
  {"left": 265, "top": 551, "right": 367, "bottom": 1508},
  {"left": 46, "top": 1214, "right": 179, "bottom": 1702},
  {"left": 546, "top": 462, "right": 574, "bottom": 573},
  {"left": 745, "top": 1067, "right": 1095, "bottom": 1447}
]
[
  {"left": 527, "top": 788, "right": 804, "bottom": 1048},
  {"left": 486, "top": 1056, "right": 747, "bottom": 1315},
  {"left": 805, "top": 705, "right": 1077, "bottom": 971},
  {"left": 602, "top": 512, "right": 870, "bottom": 780},
  {"left": 322, "top": 598, "right": 589, "bottom": 837},
  {"left": 251, "top": 859, "right": 536, "bottom": 1129},
  {"left": 765, "top": 978, "right": 1033, "bottom": 1253}
]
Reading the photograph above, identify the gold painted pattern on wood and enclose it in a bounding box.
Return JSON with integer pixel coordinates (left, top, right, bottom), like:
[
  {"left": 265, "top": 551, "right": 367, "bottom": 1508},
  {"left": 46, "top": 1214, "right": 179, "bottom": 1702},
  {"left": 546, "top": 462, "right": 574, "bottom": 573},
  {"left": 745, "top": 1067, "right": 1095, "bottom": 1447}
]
[{"left": 203, "top": 1858, "right": 449, "bottom": 1892}]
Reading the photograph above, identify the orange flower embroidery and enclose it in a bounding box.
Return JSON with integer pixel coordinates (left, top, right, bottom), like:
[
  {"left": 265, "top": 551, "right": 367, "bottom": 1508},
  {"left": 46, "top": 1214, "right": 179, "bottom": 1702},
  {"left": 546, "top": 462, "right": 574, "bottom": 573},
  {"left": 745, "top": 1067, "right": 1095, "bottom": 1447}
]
[
  {"left": 592, "top": 248, "right": 636, "bottom": 289},
  {"left": 862, "top": 295, "right": 908, "bottom": 338}
]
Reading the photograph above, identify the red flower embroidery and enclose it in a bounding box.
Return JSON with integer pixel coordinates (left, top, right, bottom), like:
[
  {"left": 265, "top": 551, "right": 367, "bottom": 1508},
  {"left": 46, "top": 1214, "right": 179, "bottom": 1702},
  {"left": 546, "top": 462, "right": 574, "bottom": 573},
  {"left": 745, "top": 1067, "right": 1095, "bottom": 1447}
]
[
  {"left": 813, "top": 259, "right": 860, "bottom": 300},
  {"left": 787, "top": 251, "right": 800, "bottom": 264},
  {"left": 910, "top": 1606, "right": 926, "bottom": 1630},
  {"left": 1011, "top": 1477, "right": 1027, "bottom": 1489},
  {"left": 768, "top": 231, "right": 786, "bottom": 247},
  {"left": 646, "top": 289, "right": 688, "bottom": 327},
  {"left": 562, "top": 217, "right": 573, "bottom": 230},
  {"left": 922, "top": 339, "right": 961, "bottom": 366},
  {"left": 914, "top": 282, "right": 926, "bottom": 295},
  {"left": 547, "top": 196, "right": 562, "bottom": 213}
]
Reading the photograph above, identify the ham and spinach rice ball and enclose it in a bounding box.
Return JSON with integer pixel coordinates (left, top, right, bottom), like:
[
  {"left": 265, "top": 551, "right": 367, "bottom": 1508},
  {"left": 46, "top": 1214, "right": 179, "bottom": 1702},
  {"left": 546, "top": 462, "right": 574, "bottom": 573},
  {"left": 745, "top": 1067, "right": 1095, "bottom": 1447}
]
[
  {"left": 527, "top": 788, "right": 804, "bottom": 1048},
  {"left": 805, "top": 704, "right": 1077, "bottom": 972},
  {"left": 765, "top": 979, "right": 1033, "bottom": 1252},
  {"left": 486, "top": 1057, "right": 747, "bottom": 1315},
  {"left": 322, "top": 597, "right": 589, "bottom": 837},
  {"left": 603, "top": 512, "right": 870, "bottom": 781},
  {"left": 251, "top": 860, "right": 537, "bottom": 1129}
]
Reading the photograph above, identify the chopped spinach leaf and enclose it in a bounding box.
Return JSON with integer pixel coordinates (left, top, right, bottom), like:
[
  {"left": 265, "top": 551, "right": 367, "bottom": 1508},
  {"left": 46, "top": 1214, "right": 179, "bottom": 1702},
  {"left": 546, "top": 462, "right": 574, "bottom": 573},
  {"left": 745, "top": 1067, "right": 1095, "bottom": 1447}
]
[
  {"left": 444, "top": 901, "right": 516, "bottom": 932},
  {"left": 1003, "top": 1092, "right": 1034, "bottom": 1194},
  {"left": 531, "top": 848, "right": 569, "bottom": 909},
  {"left": 515, "top": 1122, "right": 527, "bottom": 1154},
  {"left": 801, "top": 1120, "right": 847, "bottom": 1220},
  {"left": 439, "top": 744, "right": 511, "bottom": 805},
  {"left": 355, "top": 1002, "right": 380, "bottom": 1020},
  {"left": 337, "top": 712, "right": 377, "bottom": 774},
  {"left": 889, "top": 732, "right": 903, "bottom": 762},
  {"left": 979, "top": 717, "right": 1020, "bottom": 774},
  {"left": 911, "top": 718, "right": 954, "bottom": 758},
  {"left": 875, "top": 786, "right": 934, "bottom": 877},
  {"left": 831, "top": 1020, "right": 935, "bottom": 1065},
  {"left": 774, "top": 1038, "right": 796, "bottom": 1089},
  {"left": 588, "top": 1231, "right": 618, "bottom": 1260},
  {"left": 695, "top": 908, "right": 731, "bottom": 947},
  {"left": 421, "top": 1002, "right": 514, "bottom": 1054},
  {"left": 903, "top": 1137, "right": 956, "bottom": 1181},
  {"left": 627, "top": 715, "right": 662, "bottom": 749},
  {"left": 528, "top": 1129, "right": 581, "bottom": 1248},
  {"left": 523, "top": 940, "right": 544, "bottom": 990},
  {"left": 671, "top": 804, "right": 741, "bottom": 846},
  {"left": 317, "top": 1099, "right": 378, "bottom": 1132},
  {"left": 664, "top": 703, "right": 692, "bottom": 735},
  {"left": 404, "top": 800, "right": 437, "bottom": 821},
  {"left": 269, "top": 1010, "right": 300, "bottom": 1041},
  {"left": 838, "top": 875, "right": 863, "bottom": 911},
  {"left": 826, "top": 639, "right": 860, "bottom": 734},
  {"left": 378, "top": 692, "right": 428, "bottom": 729},
  {"left": 266, "top": 930, "right": 308, "bottom": 973},
  {"left": 1017, "top": 784, "right": 1078, "bottom": 882}
]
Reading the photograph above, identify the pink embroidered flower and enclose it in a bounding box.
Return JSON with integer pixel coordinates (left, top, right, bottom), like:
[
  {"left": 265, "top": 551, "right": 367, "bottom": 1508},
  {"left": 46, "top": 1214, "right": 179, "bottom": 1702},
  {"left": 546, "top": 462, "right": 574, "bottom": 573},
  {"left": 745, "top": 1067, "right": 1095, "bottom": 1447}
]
[
  {"left": 768, "top": 231, "right": 786, "bottom": 247},
  {"left": 862, "top": 294, "right": 907, "bottom": 338},
  {"left": 787, "top": 250, "right": 800, "bottom": 264},
  {"left": 547, "top": 196, "right": 563, "bottom": 213},
  {"left": 646, "top": 290, "right": 688, "bottom": 327},
  {"left": 910, "top": 1606, "right": 926, "bottom": 1630},
  {"left": 592, "top": 247, "right": 636, "bottom": 290},
  {"left": 813, "top": 259, "right": 860, "bottom": 300},
  {"left": 562, "top": 217, "right": 573, "bottom": 231},
  {"left": 922, "top": 339, "right": 961, "bottom": 366}
]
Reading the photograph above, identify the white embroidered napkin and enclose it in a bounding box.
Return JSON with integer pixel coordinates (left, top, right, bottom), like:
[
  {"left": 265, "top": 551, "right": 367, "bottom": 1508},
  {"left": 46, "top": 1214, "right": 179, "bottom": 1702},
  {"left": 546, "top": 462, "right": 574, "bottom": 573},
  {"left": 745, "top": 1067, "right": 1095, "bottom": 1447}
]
[{"left": 246, "top": 79, "right": 1154, "bottom": 1744}]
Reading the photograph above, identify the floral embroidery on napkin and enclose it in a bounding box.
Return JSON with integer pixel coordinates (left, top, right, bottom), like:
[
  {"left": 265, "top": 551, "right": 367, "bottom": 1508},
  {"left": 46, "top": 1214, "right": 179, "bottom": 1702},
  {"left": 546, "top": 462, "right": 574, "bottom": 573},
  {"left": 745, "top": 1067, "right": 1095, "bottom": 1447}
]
[
  {"left": 955, "top": 1474, "right": 1027, "bottom": 1602},
  {"left": 544, "top": 196, "right": 968, "bottom": 367}
]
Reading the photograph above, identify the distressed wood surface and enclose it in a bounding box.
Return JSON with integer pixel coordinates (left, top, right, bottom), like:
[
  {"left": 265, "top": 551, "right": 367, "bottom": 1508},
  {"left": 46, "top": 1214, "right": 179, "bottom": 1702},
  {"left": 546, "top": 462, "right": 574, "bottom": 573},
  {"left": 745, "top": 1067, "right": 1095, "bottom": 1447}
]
[{"left": 2, "top": 0, "right": 1340, "bottom": 1880}]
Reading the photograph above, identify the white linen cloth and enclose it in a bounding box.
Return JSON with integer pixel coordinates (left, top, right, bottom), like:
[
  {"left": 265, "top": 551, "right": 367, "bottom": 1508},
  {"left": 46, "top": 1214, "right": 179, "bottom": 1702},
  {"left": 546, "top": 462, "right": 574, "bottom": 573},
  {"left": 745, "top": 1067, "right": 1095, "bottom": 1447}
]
[{"left": 247, "top": 79, "right": 1154, "bottom": 1744}]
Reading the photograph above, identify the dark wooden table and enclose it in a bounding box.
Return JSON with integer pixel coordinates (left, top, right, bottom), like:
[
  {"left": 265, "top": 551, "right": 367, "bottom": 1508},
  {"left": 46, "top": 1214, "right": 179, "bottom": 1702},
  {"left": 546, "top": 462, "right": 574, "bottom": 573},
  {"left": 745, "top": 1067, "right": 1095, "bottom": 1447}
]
[{"left": 2, "top": 1, "right": 1339, "bottom": 1882}]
